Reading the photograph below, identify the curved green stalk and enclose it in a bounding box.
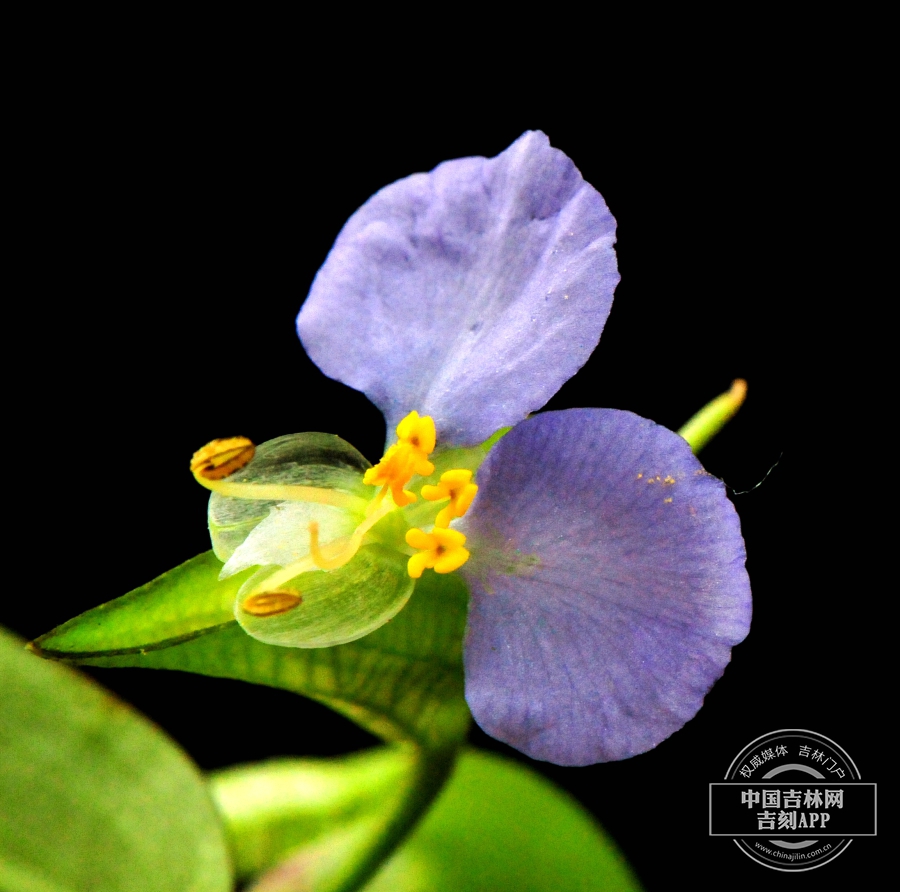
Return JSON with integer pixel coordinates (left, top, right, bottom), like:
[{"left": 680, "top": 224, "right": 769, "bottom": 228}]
[
  {"left": 214, "top": 744, "right": 459, "bottom": 892},
  {"left": 330, "top": 745, "right": 458, "bottom": 892}
]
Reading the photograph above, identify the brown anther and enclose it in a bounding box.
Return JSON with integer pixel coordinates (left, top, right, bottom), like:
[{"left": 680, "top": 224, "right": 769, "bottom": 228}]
[
  {"left": 241, "top": 591, "right": 302, "bottom": 617},
  {"left": 190, "top": 437, "right": 256, "bottom": 480}
]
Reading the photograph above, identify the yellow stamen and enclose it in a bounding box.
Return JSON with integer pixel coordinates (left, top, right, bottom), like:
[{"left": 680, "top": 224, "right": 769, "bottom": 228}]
[
  {"left": 190, "top": 436, "right": 367, "bottom": 511},
  {"left": 191, "top": 437, "right": 256, "bottom": 480},
  {"left": 249, "top": 555, "right": 319, "bottom": 593},
  {"left": 363, "top": 411, "right": 436, "bottom": 506},
  {"left": 421, "top": 469, "right": 478, "bottom": 528},
  {"left": 308, "top": 520, "right": 359, "bottom": 570},
  {"left": 246, "top": 496, "right": 398, "bottom": 595},
  {"left": 193, "top": 410, "right": 478, "bottom": 591},
  {"left": 405, "top": 526, "right": 470, "bottom": 578},
  {"left": 241, "top": 591, "right": 302, "bottom": 616},
  {"left": 363, "top": 444, "right": 419, "bottom": 507},
  {"left": 396, "top": 410, "right": 436, "bottom": 454},
  {"left": 206, "top": 479, "right": 367, "bottom": 510}
]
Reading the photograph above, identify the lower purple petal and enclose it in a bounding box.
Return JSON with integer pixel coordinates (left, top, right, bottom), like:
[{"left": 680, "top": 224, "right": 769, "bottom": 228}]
[{"left": 458, "top": 409, "right": 751, "bottom": 765}]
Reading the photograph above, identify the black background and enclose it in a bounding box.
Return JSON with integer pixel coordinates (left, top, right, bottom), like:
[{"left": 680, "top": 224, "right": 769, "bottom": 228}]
[{"left": 7, "top": 45, "right": 879, "bottom": 891}]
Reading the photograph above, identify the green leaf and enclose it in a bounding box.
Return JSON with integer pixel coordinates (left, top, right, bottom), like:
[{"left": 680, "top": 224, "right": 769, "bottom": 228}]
[
  {"left": 0, "top": 626, "right": 231, "bottom": 892},
  {"left": 365, "top": 749, "right": 642, "bottom": 892},
  {"left": 212, "top": 749, "right": 641, "bottom": 892},
  {"left": 33, "top": 560, "right": 470, "bottom": 750}
]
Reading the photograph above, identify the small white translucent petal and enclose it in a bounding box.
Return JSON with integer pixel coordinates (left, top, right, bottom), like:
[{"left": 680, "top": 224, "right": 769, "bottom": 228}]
[{"left": 220, "top": 502, "right": 358, "bottom": 578}]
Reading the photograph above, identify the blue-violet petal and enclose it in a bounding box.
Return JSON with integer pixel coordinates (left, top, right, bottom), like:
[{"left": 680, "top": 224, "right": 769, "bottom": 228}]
[
  {"left": 297, "top": 131, "right": 619, "bottom": 446},
  {"left": 457, "top": 409, "right": 751, "bottom": 765}
]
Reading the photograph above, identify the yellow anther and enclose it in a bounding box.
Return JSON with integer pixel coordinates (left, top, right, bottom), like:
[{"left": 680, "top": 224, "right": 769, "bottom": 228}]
[
  {"left": 422, "top": 469, "right": 478, "bottom": 528},
  {"left": 363, "top": 411, "right": 436, "bottom": 506},
  {"left": 191, "top": 437, "right": 256, "bottom": 481},
  {"left": 363, "top": 444, "right": 419, "bottom": 506},
  {"left": 241, "top": 591, "right": 302, "bottom": 617},
  {"left": 396, "top": 410, "right": 436, "bottom": 454},
  {"left": 405, "top": 526, "right": 470, "bottom": 579}
]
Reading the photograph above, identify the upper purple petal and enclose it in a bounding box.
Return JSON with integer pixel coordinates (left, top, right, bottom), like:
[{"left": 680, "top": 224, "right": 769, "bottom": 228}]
[
  {"left": 297, "top": 132, "right": 619, "bottom": 446},
  {"left": 457, "top": 409, "right": 751, "bottom": 765}
]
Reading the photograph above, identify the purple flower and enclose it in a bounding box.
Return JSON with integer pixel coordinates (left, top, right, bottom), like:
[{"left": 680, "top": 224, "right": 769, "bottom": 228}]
[{"left": 272, "top": 132, "right": 750, "bottom": 765}]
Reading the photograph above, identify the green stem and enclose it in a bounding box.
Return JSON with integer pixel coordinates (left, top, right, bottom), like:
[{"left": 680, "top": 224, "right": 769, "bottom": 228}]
[
  {"left": 677, "top": 379, "right": 747, "bottom": 454},
  {"left": 216, "top": 744, "right": 460, "bottom": 892},
  {"left": 332, "top": 745, "right": 458, "bottom": 892}
]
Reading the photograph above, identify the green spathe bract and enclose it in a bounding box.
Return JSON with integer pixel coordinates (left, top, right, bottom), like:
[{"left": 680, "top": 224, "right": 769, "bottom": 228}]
[{"left": 31, "top": 557, "right": 471, "bottom": 751}]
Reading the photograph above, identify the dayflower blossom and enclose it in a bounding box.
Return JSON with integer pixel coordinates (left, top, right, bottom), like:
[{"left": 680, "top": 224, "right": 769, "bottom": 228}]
[{"left": 192, "top": 132, "right": 751, "bottom": 766}]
